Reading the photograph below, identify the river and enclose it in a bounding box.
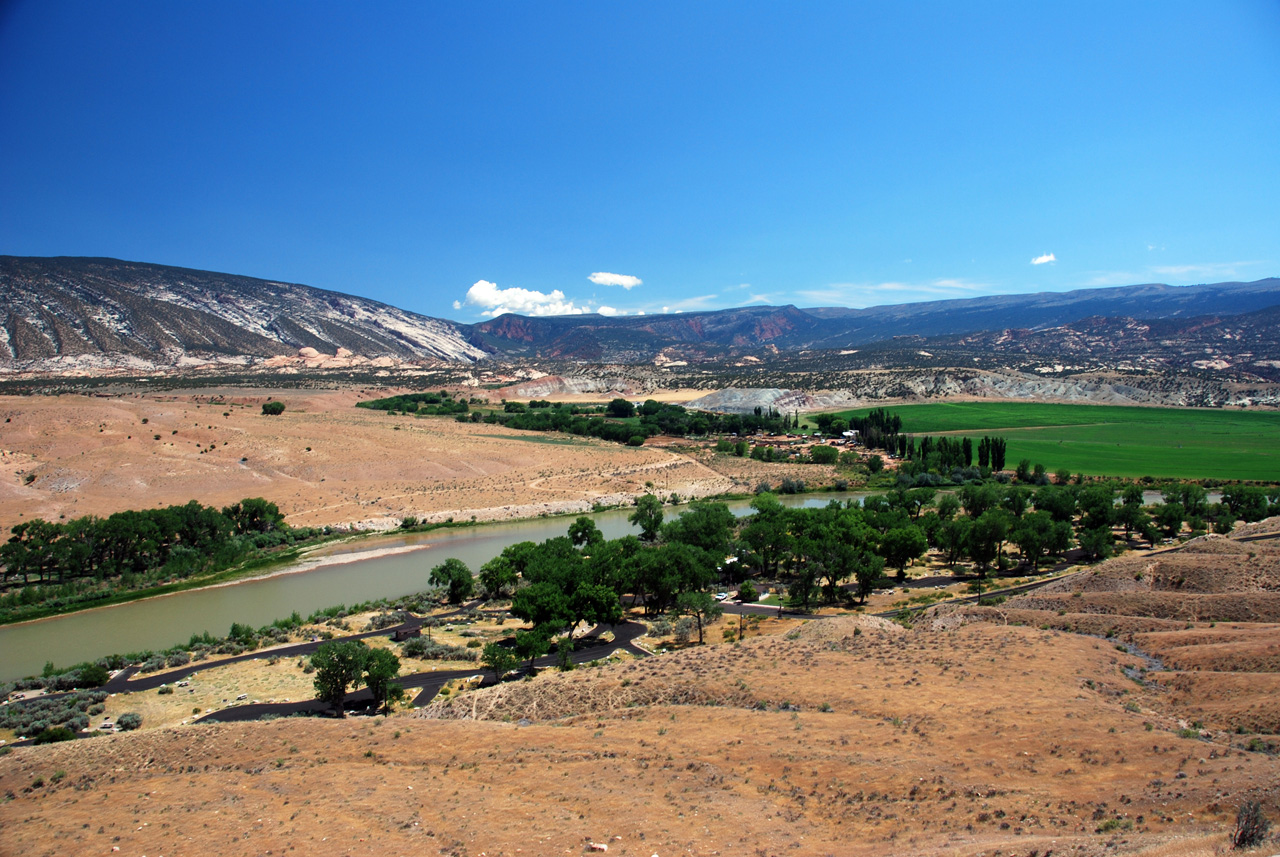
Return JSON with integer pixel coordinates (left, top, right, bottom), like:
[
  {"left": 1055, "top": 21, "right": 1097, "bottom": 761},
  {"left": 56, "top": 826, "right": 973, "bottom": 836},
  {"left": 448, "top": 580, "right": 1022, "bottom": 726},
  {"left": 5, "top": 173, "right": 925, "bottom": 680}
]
[{"left": 0, "top": 493, "right": 868, "bottom": 681}]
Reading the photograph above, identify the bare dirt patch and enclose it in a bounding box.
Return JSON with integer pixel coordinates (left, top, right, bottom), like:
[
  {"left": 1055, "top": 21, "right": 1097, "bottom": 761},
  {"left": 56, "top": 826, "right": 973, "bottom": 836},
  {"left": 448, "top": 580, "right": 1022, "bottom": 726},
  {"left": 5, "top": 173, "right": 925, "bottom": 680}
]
[
  {"left": 951, "top": 530, "right": 1280, "bottom": 740},
  {"left": 4, "top": 621, "right": 1277, "bottom": 856}
]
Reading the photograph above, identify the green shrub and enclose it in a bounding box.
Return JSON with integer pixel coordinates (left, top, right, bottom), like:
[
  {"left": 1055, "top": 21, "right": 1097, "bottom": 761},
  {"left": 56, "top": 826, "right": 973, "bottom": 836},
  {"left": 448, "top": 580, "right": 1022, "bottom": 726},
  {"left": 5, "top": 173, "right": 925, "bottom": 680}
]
[{"left": 33, "top": 726, "right": 76, "bottom": 744}]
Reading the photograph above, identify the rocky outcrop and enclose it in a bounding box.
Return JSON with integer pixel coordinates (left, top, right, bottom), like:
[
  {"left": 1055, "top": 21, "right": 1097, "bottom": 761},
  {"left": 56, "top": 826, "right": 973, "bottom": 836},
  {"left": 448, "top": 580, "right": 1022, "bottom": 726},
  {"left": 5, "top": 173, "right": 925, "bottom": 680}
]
[
  {"left": 0, "top": 256, "right": 486, "bottom": 374},
  {"left": 685, "top": 369, "right": 1280, "bottom": 413}
]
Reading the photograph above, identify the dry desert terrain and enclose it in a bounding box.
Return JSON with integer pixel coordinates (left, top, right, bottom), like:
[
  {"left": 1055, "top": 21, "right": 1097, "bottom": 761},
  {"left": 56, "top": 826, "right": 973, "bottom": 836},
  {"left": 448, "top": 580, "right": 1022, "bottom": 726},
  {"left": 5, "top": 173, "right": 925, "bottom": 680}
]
[
  {"left": 0, "top": 388, "right": 813, "bottom": 533},
  {"left": 3, "top": 613, "right": 1278, "bottom": 857}
]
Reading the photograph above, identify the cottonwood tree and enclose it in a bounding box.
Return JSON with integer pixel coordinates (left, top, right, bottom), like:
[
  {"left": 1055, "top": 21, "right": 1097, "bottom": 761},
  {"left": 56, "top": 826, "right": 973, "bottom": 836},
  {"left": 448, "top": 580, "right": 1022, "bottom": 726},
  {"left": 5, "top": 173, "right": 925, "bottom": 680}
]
[
  {"left": 629, "top": 494, "right": 664, "bottom": 541},
  {"left": 429, "top": 558, "right": 474, "bottom": 604},
  {"left": 221, "top": 498, "right": 284, "bottom": 534},
  {"left": 740, "top": 493, "right": 793, "bottom": 576},
  {"left": 675, "top": 591, "right": 722, "bottom": 644},
  {"left": 478, "top": 555, "right": 518, "bottom": 599},
  {"left": 879, "top": 526, "right": 927, "bottom": 580},
  {"left": 1033, "top": 485, "right": 1077, "bottom": 523},
  {"left": 1077, "top": 526, "right": 1114, "bottom": 561},
  {"left": 311, "top": 639, "right": 370, "bottom": 715},
  {"left": 363, "top": 647, "right": 401, "bottom": 714},
  {"left": 938, "top": 516, "right": 972, "bottom": 568},
  {"left": 1155, "top": 502, "right": 1185, "bottom": 539},
  {"left": 481, "top": 642, "right": 518, "bottom": 683},
  {"left": 567, "top": 516, "right": 605, "bottom": 549},
  {"left": 514, "top": 628, "right": 551, "bottom": 672},
  {"left": 1010, "top": 510, "right": 1071, "bottom": 571},
  {"left": 662, "top": 501, "right": 735, "bottom": 556},
  {"left": 969, "top": 509, "right": 1011, "bottom": 571}
]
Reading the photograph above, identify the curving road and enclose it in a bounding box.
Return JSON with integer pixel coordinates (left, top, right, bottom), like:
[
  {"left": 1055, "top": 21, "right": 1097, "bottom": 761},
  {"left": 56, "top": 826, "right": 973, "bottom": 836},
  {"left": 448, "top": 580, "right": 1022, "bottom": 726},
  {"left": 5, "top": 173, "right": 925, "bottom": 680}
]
[
  {"left": 193, "top": 619, "right": 651, "bottom": 723},
  {"left": 8, "top": 566, "right": 1080, "bottom": 736}
]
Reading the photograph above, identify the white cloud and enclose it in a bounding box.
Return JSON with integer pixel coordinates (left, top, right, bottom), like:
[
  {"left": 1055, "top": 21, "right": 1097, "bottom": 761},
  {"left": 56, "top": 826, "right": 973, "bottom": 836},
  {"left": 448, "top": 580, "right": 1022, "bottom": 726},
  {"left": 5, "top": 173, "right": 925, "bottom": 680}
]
[
  {"left": 1082, "top": 270, "right": 1141, "bottom": 287},
  {"left": 1031, "top": 253, "right": 1057, "bottom": 265},
  {"left": 588, "top": 272, "right": 642, "bottom": 289},
  {"left": 596, "top": 305, "right": 621, "bottom": 317},
  {"left": 798, "top": 278, "right": 991, "bottom": 307},
  {"left": 659, "top": 294, "right": 720, "bottom": 313},
  {"left": 457, "top": 279, "right": 589, "bottom": 317},
  {"left": 1083, "top": 261, "right": 1263, "bottom": 288},
  {"left": 1151, "top": 261, "right": 1259, "bottom": 278},
  {"left": 931, "top": 278, "right": 990, "bottom": 292}
]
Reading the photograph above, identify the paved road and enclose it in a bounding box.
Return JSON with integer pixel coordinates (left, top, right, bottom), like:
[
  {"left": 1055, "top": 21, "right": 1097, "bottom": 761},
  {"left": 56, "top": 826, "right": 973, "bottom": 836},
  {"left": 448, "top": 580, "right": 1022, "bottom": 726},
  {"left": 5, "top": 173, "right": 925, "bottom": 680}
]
[
  {"left": 5, "top": 567, "right": 1075, "bottom": 732},
  {"left": 60, "top": 600, "right": 505, "bottom": 697},
  {"left": 194, "top": 619, "right": 650, "bottom": 723}
]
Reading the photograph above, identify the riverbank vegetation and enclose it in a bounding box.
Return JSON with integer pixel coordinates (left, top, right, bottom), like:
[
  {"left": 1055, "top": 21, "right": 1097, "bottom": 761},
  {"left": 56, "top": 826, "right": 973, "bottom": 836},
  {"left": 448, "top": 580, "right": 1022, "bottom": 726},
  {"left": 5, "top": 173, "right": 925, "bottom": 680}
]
[
  {"left": 357, "top": 391, "right": 804, "bottom": 445},
  {"left": 0, "top": 498, "right": 337, "bottom": 625},
  {"left": 8, "top": 471, "right": 1274, "bottom": 740}
]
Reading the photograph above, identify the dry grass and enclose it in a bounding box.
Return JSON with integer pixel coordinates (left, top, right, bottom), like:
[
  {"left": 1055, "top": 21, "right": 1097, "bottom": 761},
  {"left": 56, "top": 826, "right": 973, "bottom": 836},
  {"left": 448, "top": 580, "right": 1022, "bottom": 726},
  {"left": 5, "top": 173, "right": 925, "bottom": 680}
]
[
  {"left": 4, "top": 619, "right": 1278, "bottom": 856},
  {"left": 951, "top": 530, "right": 1280, "bottom": 736},
  {"left": 103, "top": 656, "right": 317, "bottom": 730},
  {"left": 0, "top": 388, "right": 741, "bottom": 532}
]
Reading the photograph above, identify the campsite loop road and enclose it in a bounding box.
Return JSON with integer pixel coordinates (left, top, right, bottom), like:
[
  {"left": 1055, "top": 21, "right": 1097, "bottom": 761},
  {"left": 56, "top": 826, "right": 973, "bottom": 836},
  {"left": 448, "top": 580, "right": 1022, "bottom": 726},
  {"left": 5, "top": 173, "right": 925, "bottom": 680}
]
[{"left": 7, "top": 567, "right": 1080, "bottom": 737}]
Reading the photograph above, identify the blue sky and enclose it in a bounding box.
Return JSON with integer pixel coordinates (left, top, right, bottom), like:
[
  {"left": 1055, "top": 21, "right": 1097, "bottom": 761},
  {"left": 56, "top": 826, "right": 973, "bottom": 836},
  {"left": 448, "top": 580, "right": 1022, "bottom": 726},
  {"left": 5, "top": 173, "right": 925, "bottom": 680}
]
[{"left": 2, "top": 2, "right": 1277, "bottom": 321}]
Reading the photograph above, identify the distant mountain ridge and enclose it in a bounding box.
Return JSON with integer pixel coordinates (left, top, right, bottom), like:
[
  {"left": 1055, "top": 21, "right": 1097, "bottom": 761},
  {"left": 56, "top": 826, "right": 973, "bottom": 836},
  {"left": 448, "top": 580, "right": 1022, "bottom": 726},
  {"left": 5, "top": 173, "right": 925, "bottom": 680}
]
[
  {"left": 1, "top": 256, "right": 1276, "bottom": 374},
  {"left": 462, "top": 305, "right": 824, "bottom": 361},
  {"left": 0, "top": 256, "right": 486, "bottom": 371},
  {"left": 463, "top": 278, "right": 1280, "bottom": 360},
  {"left": 800, "top": 279, "right": 1280, "bottom": 343}
]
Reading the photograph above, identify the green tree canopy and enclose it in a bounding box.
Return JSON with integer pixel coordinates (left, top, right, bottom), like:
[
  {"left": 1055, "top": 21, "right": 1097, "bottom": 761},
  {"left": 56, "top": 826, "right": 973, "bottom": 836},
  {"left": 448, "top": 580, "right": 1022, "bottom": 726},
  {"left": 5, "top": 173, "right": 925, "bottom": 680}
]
[
  {"left": 429, "top": 558, "right": 475, "bottom": 604},
  {"left": 363, "top": 647, "right": 401, "bottom": 714},
  {"left": 629, "top": 494, "right": 664, "bottom": 541},
  {"left": 879, "top": 526, "right": 928, "bottom": 578},
  {"left": 311, "top": 639, "right": 370, "bottom": 714},
  {"left": 567, "top": 516, "right": 605, "bottom": 549},
  {"left": 675, "top": 591, "right": 723, "bottom": 644},
  {"left": 1010, "top": 510, "right": 1071, "bottom": 571},
  {"left": 606, "top": 398, "right": 636, "bottom": 418},
  {"left": 661, "top": 501, "right": 735, "bottom": 556},
  {"left": 481, "top": 641, "right": 519, "bottom": 683}
]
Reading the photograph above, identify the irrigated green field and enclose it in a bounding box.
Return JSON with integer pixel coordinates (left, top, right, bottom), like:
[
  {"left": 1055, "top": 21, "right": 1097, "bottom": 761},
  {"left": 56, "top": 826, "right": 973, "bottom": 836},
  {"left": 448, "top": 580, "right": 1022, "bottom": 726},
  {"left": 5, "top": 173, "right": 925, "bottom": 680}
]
[{"left": 832, "top": 402, "right": 1280, "bottom": 481}]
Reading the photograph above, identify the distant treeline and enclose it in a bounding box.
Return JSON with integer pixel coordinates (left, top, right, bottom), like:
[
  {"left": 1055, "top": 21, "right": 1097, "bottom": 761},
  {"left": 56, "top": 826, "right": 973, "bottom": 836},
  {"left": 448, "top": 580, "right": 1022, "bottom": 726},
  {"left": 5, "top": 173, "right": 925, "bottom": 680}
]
[
  {"left": 357, "top": 393, "right": 801, "bottom": 445},
  {"left": 0, "top": 498, "right": 324, "bottom": 622},
  {"left": 812, "top": 407, "right": 903, "bottom": 450},
  {"left": 356, "top": 391, "right": 470, "bottom": 416}
]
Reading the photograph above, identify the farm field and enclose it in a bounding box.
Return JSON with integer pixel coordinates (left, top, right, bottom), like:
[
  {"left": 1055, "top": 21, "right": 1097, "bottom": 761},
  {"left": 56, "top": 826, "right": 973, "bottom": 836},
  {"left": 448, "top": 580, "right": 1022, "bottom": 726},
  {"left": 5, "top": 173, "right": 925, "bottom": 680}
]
[{"left": 833, "top": 401, "right": 1280, "bottom": 481}]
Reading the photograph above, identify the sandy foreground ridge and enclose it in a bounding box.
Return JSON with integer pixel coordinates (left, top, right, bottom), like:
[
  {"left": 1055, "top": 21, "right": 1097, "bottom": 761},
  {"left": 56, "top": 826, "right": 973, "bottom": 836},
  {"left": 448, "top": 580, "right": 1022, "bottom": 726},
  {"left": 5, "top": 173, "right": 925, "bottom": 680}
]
[{"left": 3, "top": 612, "right": 1279, "bottom": 856}]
